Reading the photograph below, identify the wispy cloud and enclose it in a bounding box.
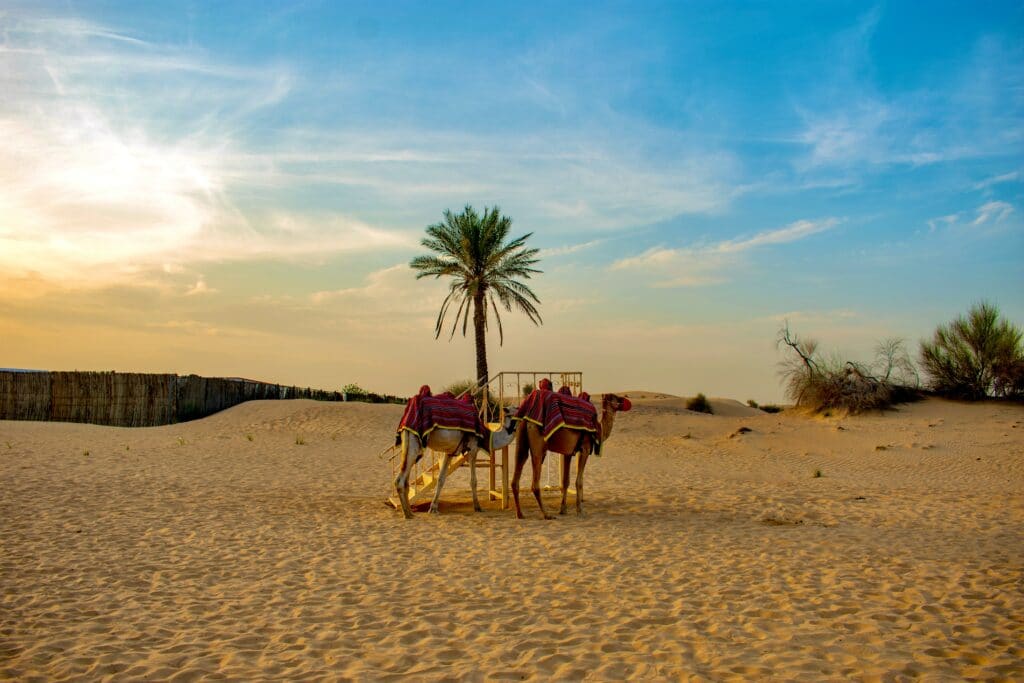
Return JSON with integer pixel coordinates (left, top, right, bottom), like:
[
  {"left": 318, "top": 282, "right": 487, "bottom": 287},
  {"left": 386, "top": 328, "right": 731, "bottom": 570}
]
[
  {"left": 972, "top": 201, "right": 1014, "bottom": 227},
  {"left": 240, "top": 128, "right": 737, "bottom": 234},
  {"left": 309, "top": 264, "right": 441, "bottom": 315},
  {"left": 12, "top": 16, "right": 150, "bottom": 45},
  {"left": 973, "top": 170, "right": 1020, "bottom": 191},
  {"left": 793, "top": 11, "right": 1024, "bottom": 173},
  {"left": 184, "top": 277, "right": 216, "bottom": 296},
  {"left": 0, "top": 9, "right": 740, "bottom": 287},
  {"left": 538, "top": 239, "right": 606, "bottom": 258},
  {"left": 926, "top": 213, "right": 960, "bottom": 232},
  {"left": 715, "top": 218, "right": 839, "bottom": 253},
  {"left": 0, "top": 13, "right": 406, "bottom": 284},
  {"left": 611, "top": 218, "right": 840, "bottom": 287}
]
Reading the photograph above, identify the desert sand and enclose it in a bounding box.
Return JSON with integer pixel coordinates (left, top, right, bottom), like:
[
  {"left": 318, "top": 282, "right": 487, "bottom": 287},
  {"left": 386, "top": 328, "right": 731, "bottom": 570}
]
[{"left": 1, "top": 396, "right": 1022, "bottom": 681}]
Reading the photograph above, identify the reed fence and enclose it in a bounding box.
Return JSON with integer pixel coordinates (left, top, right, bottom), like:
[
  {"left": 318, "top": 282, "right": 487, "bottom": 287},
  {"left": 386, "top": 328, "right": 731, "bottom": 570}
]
[{"left": 0, "top": 371, "right": 403, "bottom": 427}]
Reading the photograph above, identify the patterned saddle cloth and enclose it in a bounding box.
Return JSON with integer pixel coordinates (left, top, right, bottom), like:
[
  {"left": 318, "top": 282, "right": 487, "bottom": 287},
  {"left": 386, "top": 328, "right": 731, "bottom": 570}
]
[
  {"left": 512, "top": 389, "right": 601, "bottom": 452},
  {"left": 396, "top": 387, "right": 484, "bottom": 443}
]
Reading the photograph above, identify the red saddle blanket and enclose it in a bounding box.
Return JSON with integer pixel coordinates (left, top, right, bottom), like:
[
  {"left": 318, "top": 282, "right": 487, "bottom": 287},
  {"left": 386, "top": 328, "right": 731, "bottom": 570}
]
[
  {"left": 512, "top": 389, "right": 600, "bottom": 444},
  {"left": 396, "top": 393, "right": 484, "bottom": 441}
]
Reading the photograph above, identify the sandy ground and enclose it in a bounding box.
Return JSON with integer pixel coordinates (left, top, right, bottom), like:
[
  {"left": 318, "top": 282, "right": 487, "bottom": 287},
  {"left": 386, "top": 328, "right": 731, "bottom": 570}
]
[{"left": 1, "top": 396, "right": 1022, "bottom": 681}]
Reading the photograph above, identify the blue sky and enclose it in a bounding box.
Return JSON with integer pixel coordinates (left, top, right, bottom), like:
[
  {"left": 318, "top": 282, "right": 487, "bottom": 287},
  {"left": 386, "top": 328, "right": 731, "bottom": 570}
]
[{"left": 1, "top": 1, "right": 1021, "bottom": 400}]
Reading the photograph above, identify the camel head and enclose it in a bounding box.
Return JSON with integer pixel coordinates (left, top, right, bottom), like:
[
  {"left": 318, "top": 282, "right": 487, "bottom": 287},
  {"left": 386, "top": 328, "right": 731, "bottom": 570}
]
[
  {"left": 485, "top": 411, "right": 515, "bottom": 436},
  {"left": 499, "top": 411, "right": 514, "bottom": 434},
  {"left": 601, "top": 393, "right": 632, "bottom": 413}
]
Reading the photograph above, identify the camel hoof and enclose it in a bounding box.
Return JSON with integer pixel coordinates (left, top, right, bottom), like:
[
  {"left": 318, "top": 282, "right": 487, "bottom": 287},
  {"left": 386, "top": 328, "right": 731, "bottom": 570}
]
[
  {"left": 428, "top": 506, "right": 440, "bottom": 515},
  {"left": 558, "top": 507, "right": 567, "bottom": 515},
  {"left": 515, "top": 513, "right": 525, "bottom": 520},
  {"left": 543, "top": 514, "right": 556, "bottom": 520}
]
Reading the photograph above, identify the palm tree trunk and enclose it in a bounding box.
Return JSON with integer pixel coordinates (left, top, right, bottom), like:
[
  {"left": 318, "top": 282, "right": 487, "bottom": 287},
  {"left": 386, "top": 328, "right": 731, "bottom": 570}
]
[{"left": 473, "top": 290, "right": 488, "bottom": 386}]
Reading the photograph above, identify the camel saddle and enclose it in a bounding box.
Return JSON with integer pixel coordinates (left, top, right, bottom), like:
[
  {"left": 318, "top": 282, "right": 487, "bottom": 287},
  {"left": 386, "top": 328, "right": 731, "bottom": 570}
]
[
  {"left": 395, "top": 390, "right": 485, "bottom": 444},
  {"left": 512, "top": 389, "right": 602, "bottom": 454}
]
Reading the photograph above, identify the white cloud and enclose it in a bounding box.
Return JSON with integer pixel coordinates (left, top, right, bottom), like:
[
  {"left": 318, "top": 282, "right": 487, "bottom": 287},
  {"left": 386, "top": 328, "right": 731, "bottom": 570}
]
[
  {"left": 794, "top": 23, "right": 1024, "bottom": 173},
  {"left": 241, "top": 128, "right": 737, "bottom": 234},
  {"left": 309, "top": 264, "right": 441, "bottom": 315},
  {"left": 611, "top": 246, "right": 683, "bottom": 271},
  {"left": 611, "top": 218, "right": 840, "bottom": 287},
  {"left": 538, "top": 239, "right": 605, "bottom": 258},
  {"left": 715, "top": 218, "right": 839, "bottom": 253},
  {"left": 0, "top": 14, "right": 407, "bottom": 284},
  {"left": 972, "top": 201, "right": 1014, "bottom": 226},
  {"left": 926, "top": 214, "right": 960, "bottom": 232},
  {"left": 799, "top": 102, "right": 891, "bottom": 168},
  {"left": 184, "top": 277, "right": 216, "bottom": 296},
  {"left": 973, "top": 170, "right": 1020, "bottom": 191}
]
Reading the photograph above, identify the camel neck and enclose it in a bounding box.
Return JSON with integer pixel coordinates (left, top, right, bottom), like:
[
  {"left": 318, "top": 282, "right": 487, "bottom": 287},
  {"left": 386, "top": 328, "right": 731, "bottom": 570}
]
[{"left": 600, "top": 406, "right": 616, "bottom": 441}]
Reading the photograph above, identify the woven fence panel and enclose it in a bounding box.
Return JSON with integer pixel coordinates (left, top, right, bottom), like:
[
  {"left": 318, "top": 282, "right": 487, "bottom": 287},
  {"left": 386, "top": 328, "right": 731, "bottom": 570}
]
[
  {"left": 2, "top": 371, "right": 352, "bottom": 426},
  {"left": 110, "top": 373, "right": 176, "bottom": 427},
  {"left": 50, "top": 371, "right": 110, "bottom": 425},
  {"left": 0, "top": 371, "right": 51, "bottom": 421},
  {"left": 45, "top": 372, "right": 173, "bottom": 426}
]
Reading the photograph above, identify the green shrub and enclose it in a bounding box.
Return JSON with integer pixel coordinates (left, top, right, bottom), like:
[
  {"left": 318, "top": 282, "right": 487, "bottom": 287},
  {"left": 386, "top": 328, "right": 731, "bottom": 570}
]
[
  {"left": 919, "top": 301, "right": 1024, "bottom": 399},
  {"left": 760, "top": 404, "right": 784, "bottom": 414},
  {"left": 746, "top": 399, "right": 759, "bottom": 409},
  {"left": 522, "top": 382, "right": 535, "bottom": 397},
  {"left": 686, "top": 393, "right": 713, "bottom": 414},
  {"left": 444, "top": 379, "right": 477, "bottom": 398},
  {"left": 342, "top": 383, "right": 367, "bottom": 399}
]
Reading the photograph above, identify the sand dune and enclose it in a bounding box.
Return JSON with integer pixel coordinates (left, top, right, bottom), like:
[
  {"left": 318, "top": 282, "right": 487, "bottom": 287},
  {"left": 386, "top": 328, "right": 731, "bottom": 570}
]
[{"left": 2, "top": 397, "right": 1022, "bottom": 680}]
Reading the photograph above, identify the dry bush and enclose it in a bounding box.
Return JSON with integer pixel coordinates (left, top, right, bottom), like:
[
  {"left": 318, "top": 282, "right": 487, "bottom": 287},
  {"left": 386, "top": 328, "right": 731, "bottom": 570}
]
[{"left": 777, "top": 324, "right": 919, "bottom": 414}]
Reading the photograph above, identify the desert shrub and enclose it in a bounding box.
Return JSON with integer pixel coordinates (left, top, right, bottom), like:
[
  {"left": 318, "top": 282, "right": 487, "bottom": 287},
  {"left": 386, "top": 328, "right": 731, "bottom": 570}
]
[
  {"left": 342, "top": 383, "right": 367, "bottom": 399},
  {"left": 748, "top": 398, "right": 785, "bottom": 413},
  {"left": 522, "top": 382, "right": 535, "bottom": 396},
  {"left": 777, "top": 324, "right": 919, "bottom": 414},
  {"left": 873, "top": 337, "right": 919, "bottom": 387},
  {"left": 919, "top": 301, "right": 1024, "bottom": 399},
  {"left": 341, "top": 384, "right": 407, "bottom": 404},
  {"left": 686, "top": 393, "right": 713, "bottom": 414},
  {"left": 444, "top": 379, "right": 477, "bottom": 398}
]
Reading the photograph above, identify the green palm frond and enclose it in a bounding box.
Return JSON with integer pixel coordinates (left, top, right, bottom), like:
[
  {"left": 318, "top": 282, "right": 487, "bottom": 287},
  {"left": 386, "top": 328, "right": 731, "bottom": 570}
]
[{"left": 410, "top": 205, "right": 544, "bottom": 381}]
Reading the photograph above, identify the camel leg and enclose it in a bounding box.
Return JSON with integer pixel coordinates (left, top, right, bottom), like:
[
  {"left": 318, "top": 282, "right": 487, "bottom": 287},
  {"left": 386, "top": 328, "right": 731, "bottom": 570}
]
[
  {"left": 559, "top": 453, "right": 572, "bottom": 515},
  {"left": 468, "top": 445, "right": 482, "bottom": 512},
  {"left": 395, "top": 435, "right": 417, "bottom": 519},
  {"left": 396, "top": 467, "right": 413, "bottom": 519},
  {"left": 511, "top": 432, "right": 530, "bottom": 519},
  {"left": 530, "top": 445, "right": 554, "bottom": 520},
  {"left": 575, "top": 449, "right": 590, "bottom": 517},
  {"left": 428, "top": 452, "right": 452, "bottom": 514}
]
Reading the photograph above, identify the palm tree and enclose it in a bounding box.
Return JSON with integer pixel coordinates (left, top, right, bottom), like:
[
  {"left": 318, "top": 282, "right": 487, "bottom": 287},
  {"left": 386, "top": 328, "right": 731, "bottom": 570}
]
[{"left": 410, "top": 205, "right": 542, "bottom": 386}]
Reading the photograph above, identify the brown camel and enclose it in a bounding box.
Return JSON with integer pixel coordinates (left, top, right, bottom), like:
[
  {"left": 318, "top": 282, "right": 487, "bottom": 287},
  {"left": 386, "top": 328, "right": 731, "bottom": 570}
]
[{"left": 511, "top": 393, "right": 631, "bottom": 519}]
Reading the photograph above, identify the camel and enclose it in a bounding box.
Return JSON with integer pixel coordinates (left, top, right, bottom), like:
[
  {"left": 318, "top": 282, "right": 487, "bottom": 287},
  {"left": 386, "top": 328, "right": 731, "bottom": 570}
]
[
  {"left": 511, "top": 393, "right": 631, "bottom": 519},
  {"left": 394, "top": 415, "right": 515, "bottom": 519}
]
